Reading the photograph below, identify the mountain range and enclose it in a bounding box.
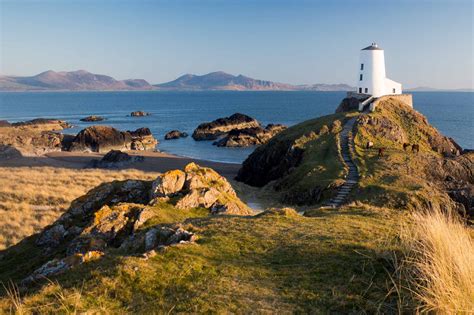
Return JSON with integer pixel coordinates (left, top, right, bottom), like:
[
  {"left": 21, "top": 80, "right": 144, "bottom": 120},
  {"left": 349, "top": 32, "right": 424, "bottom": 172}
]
[{"left": 0, "top": 70, "right": 354, "bottom": 92}]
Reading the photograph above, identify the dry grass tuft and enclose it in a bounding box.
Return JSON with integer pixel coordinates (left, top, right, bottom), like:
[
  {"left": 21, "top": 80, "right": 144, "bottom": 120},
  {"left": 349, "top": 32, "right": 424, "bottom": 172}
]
[
  {"left": 0, "top": 166, "right": 159, "bottom": 250},
  {"left": 399, "top": 210, "right": 474, "bottom": 313}
]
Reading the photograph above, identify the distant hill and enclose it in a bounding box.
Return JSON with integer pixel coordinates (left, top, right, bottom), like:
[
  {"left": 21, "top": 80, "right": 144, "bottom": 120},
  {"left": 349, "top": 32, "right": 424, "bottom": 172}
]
[
  {"left": 0, "top": 70, "right": 154, "bottom": 91},
  {"left": 155, "top": 71, "right": 354, "bottom": 91},
  {"left": 0, "top": 70, "right": 354, "bottom": 92},
  {"left": 405, "top": 86, "right": 474, "bottom": 92}
]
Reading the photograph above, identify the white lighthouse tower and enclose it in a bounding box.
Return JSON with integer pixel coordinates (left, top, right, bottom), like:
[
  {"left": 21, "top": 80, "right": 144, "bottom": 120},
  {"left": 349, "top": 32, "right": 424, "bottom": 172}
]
[{"left": 357, "top": 43, "right": 402, "bottom": 97}]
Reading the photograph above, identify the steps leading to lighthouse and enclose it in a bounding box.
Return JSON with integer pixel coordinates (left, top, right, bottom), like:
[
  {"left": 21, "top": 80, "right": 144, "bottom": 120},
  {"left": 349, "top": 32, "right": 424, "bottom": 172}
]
[
  {"left": 358, "top": 96, "right": 376, "bottom": 111},
  {"left": 324, "top": 117, "right": 359, "bottom": 208}
]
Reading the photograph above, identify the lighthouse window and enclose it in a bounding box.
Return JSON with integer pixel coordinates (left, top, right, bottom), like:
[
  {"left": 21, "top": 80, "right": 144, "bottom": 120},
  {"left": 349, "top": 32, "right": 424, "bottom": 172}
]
[
  {"left": 393, "top": 88, "right": 396, "bottom": 93},
  {"left": 359, "top": 88, "right": 362, "bottom": 93},
  {"left": 359, "top": 74, "right": 363, "bottom": 81},
  {"left": 360, "top": 63, "right": 364, "bottom": 70},
  {"left": 365, "top": 88, "right": 368, "bottom": 93}
]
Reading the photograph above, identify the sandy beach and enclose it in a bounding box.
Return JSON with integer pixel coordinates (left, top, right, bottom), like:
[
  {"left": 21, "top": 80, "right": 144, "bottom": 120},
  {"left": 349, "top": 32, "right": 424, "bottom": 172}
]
[{"left": 0, "top": 150, "right": 241, "bottom": 180}]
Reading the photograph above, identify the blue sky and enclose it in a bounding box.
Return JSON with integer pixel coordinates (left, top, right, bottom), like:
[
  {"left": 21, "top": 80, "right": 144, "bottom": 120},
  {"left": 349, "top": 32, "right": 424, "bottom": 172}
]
[{"left": 1, "top": 0, "right": 472, "bottom": 89}]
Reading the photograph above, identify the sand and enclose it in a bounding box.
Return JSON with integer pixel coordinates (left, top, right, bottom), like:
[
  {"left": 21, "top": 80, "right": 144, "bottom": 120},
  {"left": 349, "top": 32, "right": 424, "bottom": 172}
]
[{"left": 0, "top": 150, "right": 241, "bottom": 180}]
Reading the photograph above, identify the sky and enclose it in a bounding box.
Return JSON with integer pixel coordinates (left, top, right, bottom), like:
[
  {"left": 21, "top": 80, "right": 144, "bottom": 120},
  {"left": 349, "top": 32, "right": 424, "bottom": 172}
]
[{"left": 0, "top": 0, "right": 473, "bottom": 89}]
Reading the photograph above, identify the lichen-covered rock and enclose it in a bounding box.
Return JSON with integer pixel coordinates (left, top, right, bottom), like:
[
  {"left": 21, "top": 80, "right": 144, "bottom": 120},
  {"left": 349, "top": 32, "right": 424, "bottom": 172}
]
[
  {"left": 22, "top": 251, "right": 104, "bottom": 284},
  {"left": 192, "top": 113, "right": 260, "bottom": 141},
  {"left": 150, "top": 162, "right": 252, "bottom": 215},
  {"left": 36, "top": 224, "right": 66, "bottom": 248},
  {"left": 150, "top": 169, "right": 186, "bottom": 199}
]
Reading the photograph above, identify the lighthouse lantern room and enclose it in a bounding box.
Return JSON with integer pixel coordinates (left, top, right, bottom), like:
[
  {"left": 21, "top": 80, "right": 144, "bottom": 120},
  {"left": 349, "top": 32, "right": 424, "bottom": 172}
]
[{"left": 357, "top": 43, "right": 402, "bottom": 97}]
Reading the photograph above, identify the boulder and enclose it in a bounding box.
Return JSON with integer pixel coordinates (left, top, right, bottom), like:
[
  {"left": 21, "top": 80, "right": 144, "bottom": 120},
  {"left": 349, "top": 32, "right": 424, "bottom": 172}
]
[
  {"left": 213, "top": 124, "right": 287, "bottom": 147},
  {"left": 80, "top": 115, "right": 104, "bottom": 122},
  {"left": 0, "top": 145, "right": 22, "bottom": 159},
  {"left": 150, "top": 169, "right": 186, "bottom": 199},
  {"left": 89, "top": 150, "right": 144, "bottom": 169},
  {"left": 164, "top": 130, "right": 189, "bottom": 140},
  {"left": 130, "top": 111, "right": 150, "bottom": 117},
  {"left": 192, "top": 113, "right": 260, "bottom": 141},
  {"left": 150, "top": 162, "right": 252, "bottom": 215},
  {"left": 68, "top": 126, "right": 158, "bottom": 153}
]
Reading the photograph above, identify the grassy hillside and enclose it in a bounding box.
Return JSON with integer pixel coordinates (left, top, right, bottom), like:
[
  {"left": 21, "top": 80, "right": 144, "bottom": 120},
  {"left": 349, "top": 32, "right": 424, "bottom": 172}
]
[{"left": 0, "top": 203, "right": 405, "bottom": 313}]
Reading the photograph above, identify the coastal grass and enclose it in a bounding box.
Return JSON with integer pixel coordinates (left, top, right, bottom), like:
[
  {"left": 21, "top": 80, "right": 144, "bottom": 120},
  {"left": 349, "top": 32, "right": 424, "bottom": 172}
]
[
  {"left": 397, "top": 209, "right": 474, "bottom": 313},
  {"left": 0, "top": 206, "right": 405, "bottom": 313},
  {"left": 0, "top": 166, "right": 159, "bottom": 250}
]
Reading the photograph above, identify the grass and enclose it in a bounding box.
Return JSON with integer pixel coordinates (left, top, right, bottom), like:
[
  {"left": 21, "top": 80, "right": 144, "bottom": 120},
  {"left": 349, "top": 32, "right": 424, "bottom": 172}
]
[
  {"left": 0, "top": 167, "right": 159, "bottom": 250},
  {"left": 397, "top": 209, "right": 474, "bottom": 313},
  {"left": 0, "top": 205, "right": 406, "bottom": 313}
]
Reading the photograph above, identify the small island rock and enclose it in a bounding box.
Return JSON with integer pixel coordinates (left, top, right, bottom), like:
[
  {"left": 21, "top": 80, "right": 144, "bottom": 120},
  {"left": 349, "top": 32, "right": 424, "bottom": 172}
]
[
  {"left": 164, "top": 130, "right": 189, "bottom": 140},
  {"left": 192, "top": 113, "right": 260, "bottom": 141},
  {"left": 130, "top": 111, "right": 151, "bottom": 117},
  {"left": 213, "top": 124, "right": 287, "bottom": 147},
  {"left": 80, "top": 115, "right": 104, "bottom": 122}
]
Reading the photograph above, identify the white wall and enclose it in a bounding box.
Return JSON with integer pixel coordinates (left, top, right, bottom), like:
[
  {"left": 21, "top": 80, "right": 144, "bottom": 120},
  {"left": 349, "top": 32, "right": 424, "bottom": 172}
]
[{"left": 357, "top": 48, "right": 402, "bottom": 97}]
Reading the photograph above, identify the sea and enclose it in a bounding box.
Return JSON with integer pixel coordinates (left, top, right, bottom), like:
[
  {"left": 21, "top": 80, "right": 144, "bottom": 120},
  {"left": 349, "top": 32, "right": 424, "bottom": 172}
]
[{"left": 0, "top": 91, "right": 472, "bottom": 164}]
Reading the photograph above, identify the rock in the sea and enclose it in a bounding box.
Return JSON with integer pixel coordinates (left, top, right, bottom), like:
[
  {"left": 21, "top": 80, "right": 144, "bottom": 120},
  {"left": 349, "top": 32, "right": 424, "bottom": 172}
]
[
  {"left": 80, "top": 115, "right": 104, "bottom": 122},
  {"left": 89, "top": 150, "right": 144, "bottom": 168},
  {"left": 164, "top": 130, "right": 189, "bottom": 140},
  {"left": 128, "top": 127, "right": 158, "bottom": 151},
  {"left": 130, "top": 111, "right": 151, "bottom": 117},
  {"left": 213, "top": 124, "right": 287, "bottom": 147},
  {"left": 192, "top": 113, "right": 260, "bottom": 141},
  {"left": 68, "top": 125, "right": 158, "bottom": 153}
]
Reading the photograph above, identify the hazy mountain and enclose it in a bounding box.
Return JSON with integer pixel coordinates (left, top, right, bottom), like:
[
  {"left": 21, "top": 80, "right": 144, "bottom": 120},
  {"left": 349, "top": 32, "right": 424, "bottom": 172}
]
[
  {"left": 155, "top": 71, "right": 297, "bottom": 91},
  {"left": 155, "top": 71, "right": 354, "bottom": 91},
  {"left": 405, "top": 86, "right": 474, "bottom": 92},
  {"left": 0, "top": 70, "right": 154, "bottom": 91},
  {"left": 0, "top": 70, "right": 354, "bottom": 92}
]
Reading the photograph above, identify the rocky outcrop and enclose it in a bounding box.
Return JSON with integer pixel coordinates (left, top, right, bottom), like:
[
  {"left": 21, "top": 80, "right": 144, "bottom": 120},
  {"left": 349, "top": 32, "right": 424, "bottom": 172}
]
[
  {"left": 11, "top": 118, "right": 72, "bottom": 130},
  {"left": 335, "top": 97, "right": 363, "bottom": 113},
  {"left": 164, "top": 130, "right": 189, "bottom": 140},
  {"left": 213, "top": 124, "right": 287, "bottom": 147},
  {"left": 192, "top": 113, "right": 260, "bottom": 141},
  {"left": 26, "top": 163, "right": 249, "bottom": 283},
  {"left": 236, "top": 124, "right": 330, "bottom": 187},
  {"left": 0, "top": 118, "right": 74, "bottom": 155},
  {"left": 80, "top": 115, "right": 104, "bottom": 122},
  {"left": 150, "top": 163, "right": 253, "bottom": 215},
  {"left": 89, "top": 150, "right": 144, "bottom": 168},
  {"left": 355, "top": 98, "right": 461, "bottom": 157},
  {"left": 68, "top": 126, "right": 158, "bottom": 153},
  {"left": 130, "top": 111, "right": 150, "bottom": 117}
]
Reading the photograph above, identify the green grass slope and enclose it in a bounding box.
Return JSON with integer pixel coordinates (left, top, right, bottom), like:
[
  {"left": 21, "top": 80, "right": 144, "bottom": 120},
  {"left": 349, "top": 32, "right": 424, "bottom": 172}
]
[{"left": 0, "top": 205, "right": 405, "bottom": 313}]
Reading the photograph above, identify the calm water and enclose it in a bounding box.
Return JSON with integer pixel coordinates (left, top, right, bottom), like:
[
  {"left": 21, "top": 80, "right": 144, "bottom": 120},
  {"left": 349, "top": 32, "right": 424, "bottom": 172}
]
[{"left": 0, "top": 91, "right": 472, "bottom": 163}]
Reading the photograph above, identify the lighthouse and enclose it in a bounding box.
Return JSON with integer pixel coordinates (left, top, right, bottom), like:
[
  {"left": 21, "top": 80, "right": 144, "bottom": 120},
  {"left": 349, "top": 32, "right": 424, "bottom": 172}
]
[{"left": 357, "top": 43, "right": 402, "bottom": 97}]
